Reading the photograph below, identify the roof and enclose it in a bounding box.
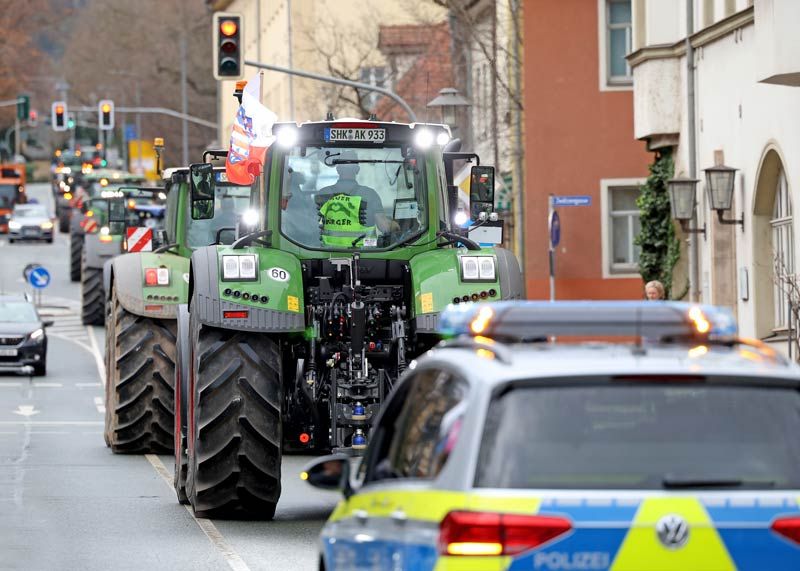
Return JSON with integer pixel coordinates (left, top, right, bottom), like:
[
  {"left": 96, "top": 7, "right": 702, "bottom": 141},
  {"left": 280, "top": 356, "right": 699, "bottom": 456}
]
[{"left": 417, "top": 342, "right": 800, "bottom": 387}]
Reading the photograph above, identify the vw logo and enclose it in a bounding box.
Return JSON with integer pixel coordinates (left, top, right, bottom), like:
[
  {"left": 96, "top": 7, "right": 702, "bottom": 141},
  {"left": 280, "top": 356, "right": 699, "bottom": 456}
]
[{"left": 656, "top": 514, "right": 689, "bottom": 549}]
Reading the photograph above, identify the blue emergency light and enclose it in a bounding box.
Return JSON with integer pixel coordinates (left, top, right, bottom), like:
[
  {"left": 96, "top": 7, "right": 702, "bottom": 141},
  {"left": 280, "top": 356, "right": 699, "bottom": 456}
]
[{"left": 438, "top": 301, "right": 738, "bottom": 343}]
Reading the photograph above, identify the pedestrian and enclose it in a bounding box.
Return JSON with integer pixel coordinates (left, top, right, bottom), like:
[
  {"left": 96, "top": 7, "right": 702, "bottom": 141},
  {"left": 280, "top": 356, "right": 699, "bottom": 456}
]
[{"left": 644, "top": 280, "right": 665, "bottom": 301}]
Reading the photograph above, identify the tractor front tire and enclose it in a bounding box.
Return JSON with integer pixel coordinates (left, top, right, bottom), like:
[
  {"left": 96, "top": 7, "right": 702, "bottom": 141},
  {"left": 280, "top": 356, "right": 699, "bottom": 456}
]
[
  {"left": 187, "top": 319, "right": 282, "bottom": 519},
  {"left": 81, "top": 254, "right": 104, "bottom": 326},
  {"left": 104, "top": 287, "right": 176, "bottom": 453}
]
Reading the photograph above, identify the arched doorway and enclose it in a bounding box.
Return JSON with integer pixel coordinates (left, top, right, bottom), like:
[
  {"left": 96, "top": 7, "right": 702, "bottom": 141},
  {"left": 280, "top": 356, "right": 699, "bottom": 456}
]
[{"left": 752, "top": 145, "right": 794, "bottom": 338}]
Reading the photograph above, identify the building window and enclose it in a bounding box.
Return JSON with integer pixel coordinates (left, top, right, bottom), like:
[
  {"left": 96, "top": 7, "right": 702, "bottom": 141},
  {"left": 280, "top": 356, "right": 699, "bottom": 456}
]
[
  {"left": 607, "top": 0, "right": 632, "bottom": 84},
  {"left": 609, "top": 186, "right": 641, "bottom": 272},
  {"left": 359, "top": 66, "right": 385, "bottom": 110},
  {"left": 772, "top": 168, "right": 794, "bottom": 329}
]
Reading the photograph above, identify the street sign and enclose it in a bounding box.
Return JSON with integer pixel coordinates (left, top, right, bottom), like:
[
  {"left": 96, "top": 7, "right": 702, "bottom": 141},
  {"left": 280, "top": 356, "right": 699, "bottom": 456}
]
[
  {"left": 124, "top": 124, "right": 137, "bottom": 142},
  {"left": 27, "top": 266, "right": 51, "bottom": 289},
  {"left": 549, "top": 210, "right": 561, "bottom": 248},
  {"left": 552, "top": 195, "right": 592, "bottom": 207}
]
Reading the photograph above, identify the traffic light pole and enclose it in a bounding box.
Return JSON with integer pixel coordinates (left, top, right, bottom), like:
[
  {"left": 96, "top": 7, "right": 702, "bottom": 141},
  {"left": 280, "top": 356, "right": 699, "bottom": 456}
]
[
  {"left": 244, "top": 60, "right": 418, "bottom": 122},
  {"left": 0, "top": 97, "right": 26, "bottom": 157}
]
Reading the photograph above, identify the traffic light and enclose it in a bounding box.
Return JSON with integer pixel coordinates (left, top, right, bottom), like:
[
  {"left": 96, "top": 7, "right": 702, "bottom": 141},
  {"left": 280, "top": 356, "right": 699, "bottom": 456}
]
[
  {"left": 28, "top": 109, "right": 37, "bottom": 127},
  {"left": 213, "top": 13, "right": 243, "bottom": 80},
  {"left": 52, "top": 101, "right": 68, "bottom": 132},
  {"left": 16, "top": 94, "right": 29, "bottom": 121},
  {"left": 98, "top": 99, "right": 114, "bottom": 130}
]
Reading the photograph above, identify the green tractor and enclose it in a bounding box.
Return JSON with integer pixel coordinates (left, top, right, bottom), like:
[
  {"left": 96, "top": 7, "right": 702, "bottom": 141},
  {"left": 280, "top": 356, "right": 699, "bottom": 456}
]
[
  {"left": 175, "top": 118, "right": 524, "bottom": 518},
  {"left": 80, "top": 188, "right": 168, "bottom": 325},
  {"left": 69, "top": 169, "right": 148, "bottom": 283},
  {"left": 102, "top": 160, "right": 255, "bottom": 454}
]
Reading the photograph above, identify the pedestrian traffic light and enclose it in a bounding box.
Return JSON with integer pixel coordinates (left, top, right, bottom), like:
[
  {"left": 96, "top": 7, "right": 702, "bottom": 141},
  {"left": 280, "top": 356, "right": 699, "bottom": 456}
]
[
  {"left": 98, "top": 99, "right": 114, "bottom": 130},
  {"left": 28, "top": 109, "right": 37, "bottom": 127},
  {"left": 213, "top": 13, "right": 243, "bottom": 80},
  {"left": 52, "top": 101, "right": 68, "bottom": 132},
  {"left": 16, "top": 94, "right": 29, "bottom": 121}
]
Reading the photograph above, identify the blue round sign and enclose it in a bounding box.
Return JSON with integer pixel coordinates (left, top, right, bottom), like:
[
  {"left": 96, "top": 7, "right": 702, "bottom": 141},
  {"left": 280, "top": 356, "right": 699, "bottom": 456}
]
[
  {"left": 28, "top": 266, "right": 51, "bottom": 289},
  {"left": 549, "top": 210, "right": 561, "bottom": 248}
]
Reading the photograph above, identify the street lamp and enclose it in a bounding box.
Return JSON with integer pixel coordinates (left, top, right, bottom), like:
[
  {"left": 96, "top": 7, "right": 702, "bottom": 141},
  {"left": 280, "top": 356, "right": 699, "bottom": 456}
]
[
  {"left": 704, "top": 164, "right": 743, "bottom": 229},
  {"left": 426, "top": 87, "right": 470, "bottom": 127},
  {"left": 667, "top": 177, "right": 705, "bottom": 236}
]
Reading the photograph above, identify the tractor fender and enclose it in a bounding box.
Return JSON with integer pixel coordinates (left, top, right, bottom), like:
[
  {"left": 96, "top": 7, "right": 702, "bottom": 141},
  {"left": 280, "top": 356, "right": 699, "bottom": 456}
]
[
  {"left": 190, "top": 246, "right": 305, "bottom": 333},
  {"left": 108, "top": 253, "right": 179, "bottom": 319},
  {"left": 495, "top": 246, "right": 525, "bottom": 300},
  {"left": 83, "top": 233, "right": 122, "bottom": 270}
]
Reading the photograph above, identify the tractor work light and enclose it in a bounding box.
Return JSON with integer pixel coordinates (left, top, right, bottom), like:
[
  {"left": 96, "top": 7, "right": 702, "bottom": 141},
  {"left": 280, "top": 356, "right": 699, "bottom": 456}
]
[
  {"left": 276, "top": 127, "right": 298, "bottom": 148},
  {"left": 460, "top": 256, "right": 495, "bottom": 282},
  {"left": 222, "top": 254, "right": 258, "bottom": 281},
  {"left": 414, "top": 129, "right": 434, "bottom": 149}
]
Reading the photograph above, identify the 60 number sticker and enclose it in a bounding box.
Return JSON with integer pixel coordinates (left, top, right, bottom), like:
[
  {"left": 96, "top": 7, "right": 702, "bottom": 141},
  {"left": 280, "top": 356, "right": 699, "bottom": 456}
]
[{"left": 267, "top": 267, "right": 290, "bottom": 282}]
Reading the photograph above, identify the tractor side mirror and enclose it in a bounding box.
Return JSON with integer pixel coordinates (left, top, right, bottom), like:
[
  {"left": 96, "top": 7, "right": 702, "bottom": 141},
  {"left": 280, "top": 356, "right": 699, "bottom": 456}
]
[
  {"left": 190, "top": 162, "right": 215, "bottom": 220},
  {"left": 469, "top": 165, "right": 495, "bottom": 220},
  {"left": 301, "top": 454, "right": 354, "bottom": 499}
]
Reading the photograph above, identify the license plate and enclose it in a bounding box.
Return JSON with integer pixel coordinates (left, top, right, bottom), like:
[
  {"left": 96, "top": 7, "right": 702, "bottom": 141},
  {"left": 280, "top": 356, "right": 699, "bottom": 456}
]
[
  {"left": 324, "top": 128, "right": 385, "bottom": 143},
  {"left": 23, "top": 229, "right": 36, "bottom": 236},
  {"left": 0, "top": 349, "right": 17, "bottom": 357}
]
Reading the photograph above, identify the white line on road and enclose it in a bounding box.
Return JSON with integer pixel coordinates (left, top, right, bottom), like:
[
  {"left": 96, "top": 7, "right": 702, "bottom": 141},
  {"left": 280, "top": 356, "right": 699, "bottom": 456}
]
[
  {"left": 0, "top": 421, "right": 103, "bottom": 426},
  {"left": 0, "top": 383, "right": 23, "bottom": 388},
  {"left": 33, "top": 382, "right": 63, "bottom": 388},
  {"left": 93, "top": 397, "right": 105, "bottom": 414},
  {"left": 86, "top": 326, "right": 106, "bottom": 387},
  {"left": 145, "top": 454, "right": 252, "bottom": 571},
  {"left": 75, "top": 382, "right": 101, "bottom": 388}
]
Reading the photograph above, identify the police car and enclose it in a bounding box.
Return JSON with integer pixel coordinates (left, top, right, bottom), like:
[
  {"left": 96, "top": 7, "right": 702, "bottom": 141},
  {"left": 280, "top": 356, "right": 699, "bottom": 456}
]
[{"left": 302, "top": 301, "right": 800, "bottom": 570}]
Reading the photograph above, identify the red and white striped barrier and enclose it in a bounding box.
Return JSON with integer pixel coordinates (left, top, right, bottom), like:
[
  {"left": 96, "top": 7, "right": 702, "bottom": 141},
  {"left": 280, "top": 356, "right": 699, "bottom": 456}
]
[{"left": 126, "top": 227, "right": 153, "bottom": 252}]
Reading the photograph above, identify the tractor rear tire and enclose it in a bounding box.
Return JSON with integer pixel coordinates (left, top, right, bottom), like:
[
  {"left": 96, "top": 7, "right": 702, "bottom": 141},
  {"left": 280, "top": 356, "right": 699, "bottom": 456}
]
[
  {"left": 173, "top": 305, "right": 190, "bottom": 504},
  {"left": 70, "top": 233, "right": 83, "bottom": 282},
  {"left": 104, "top": 286, "right": 176, "bottom": 453},
  {"left": 186, "top": 317, "right": 282, "bottom": 519},
  {"left": 59, "top": 211, "right": 70, "bottom": 233},
  {"left": 81, "top": 253, "right": 104, "bottom": 325}
]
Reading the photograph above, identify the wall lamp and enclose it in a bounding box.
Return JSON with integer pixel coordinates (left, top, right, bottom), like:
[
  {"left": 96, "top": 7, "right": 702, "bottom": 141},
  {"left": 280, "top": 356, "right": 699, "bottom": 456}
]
[
  {"left": 667, "top": 177, "right": 705, "bottom": 237},
  {"left": 704, "top": 164, "right": 744, "bottom": 230}
]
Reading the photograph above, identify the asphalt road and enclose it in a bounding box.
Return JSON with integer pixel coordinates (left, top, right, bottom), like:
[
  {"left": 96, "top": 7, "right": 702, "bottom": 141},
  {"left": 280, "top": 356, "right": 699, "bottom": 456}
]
[{"left": 0, "top": 183, "right": 339, "bottom": 570}]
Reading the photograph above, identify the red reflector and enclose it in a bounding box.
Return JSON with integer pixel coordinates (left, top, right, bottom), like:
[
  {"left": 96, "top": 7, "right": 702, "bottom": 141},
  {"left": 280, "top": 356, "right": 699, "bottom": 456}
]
[
  {"left": 144, "top": 305, "right": 163, "bottom": 311},
  {"left": 772, "top": 517, "right": 800, "bottom": 544},
  {"left": 299, "top": 433, "right": 310, "bottom": 444},
  {"left": 144, "top": 268, "right": 158, "bottom": 285},
  {"left": 224, "top": 310, "right": 249, "bottom": 319},
  {"left": 438, "top": 511, "right": 572, "bottom": 556}
]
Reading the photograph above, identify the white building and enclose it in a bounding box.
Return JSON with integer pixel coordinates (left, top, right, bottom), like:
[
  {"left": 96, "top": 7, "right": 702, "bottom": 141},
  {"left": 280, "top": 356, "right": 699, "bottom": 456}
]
[{"left": 630, "top": 0, "right": 800, "bottom": 347}]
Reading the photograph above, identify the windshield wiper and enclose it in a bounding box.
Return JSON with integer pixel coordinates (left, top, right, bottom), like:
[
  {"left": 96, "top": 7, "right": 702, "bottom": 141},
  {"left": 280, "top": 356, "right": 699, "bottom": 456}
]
[
  {"left": 437, "top": 230, "right": 481, "bottom": 251},
  {"left": 231, "top": 229, "right": 272, "bottom": 249},
  {"left": 351, "top": 233, "right": 367, "bottom": 247},
  {"left": 662, "top": 476, "right": 776, "bottom": 489},
  {"left": 153, "top": 242, "right": 180, "bottom": 254}
]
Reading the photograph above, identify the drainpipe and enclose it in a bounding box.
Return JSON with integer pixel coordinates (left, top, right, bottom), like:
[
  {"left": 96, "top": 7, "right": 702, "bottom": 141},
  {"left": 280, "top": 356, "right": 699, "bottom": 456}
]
[{"left": 686, "top": 0, "right": 699, "bottom": 302}]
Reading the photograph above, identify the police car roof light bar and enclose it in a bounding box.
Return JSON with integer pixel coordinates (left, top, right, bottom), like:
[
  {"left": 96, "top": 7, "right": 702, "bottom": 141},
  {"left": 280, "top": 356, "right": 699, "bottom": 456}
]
[{"left": 437, "top": 301, "right": 738, "bottom": 344}]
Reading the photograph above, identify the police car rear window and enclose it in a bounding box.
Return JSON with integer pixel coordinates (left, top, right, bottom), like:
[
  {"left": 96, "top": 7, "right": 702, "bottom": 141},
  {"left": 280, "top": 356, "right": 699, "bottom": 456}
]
[{"left": 475, "top": 383, "right": 800, "bottom": 490}]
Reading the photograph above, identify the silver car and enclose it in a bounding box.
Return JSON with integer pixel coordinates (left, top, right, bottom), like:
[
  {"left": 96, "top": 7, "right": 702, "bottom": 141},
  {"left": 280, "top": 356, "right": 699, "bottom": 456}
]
[{"left": 8, "top": 203, "right": 54, "bottom": 243}]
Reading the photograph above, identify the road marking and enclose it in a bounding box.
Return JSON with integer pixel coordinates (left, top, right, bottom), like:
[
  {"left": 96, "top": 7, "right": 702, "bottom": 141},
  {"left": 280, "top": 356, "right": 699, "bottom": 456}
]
[
  {"left": 87, "top": 325, "right": 106, "bottom": 386},
  {"left": 12, "top": 405, "right": 40, "bottom": 417},
  {"left": 75, "top": 382, "right": 101, "bottom": 388},
  {"left": 33, "top": 382, "right": 62, "bottom": 388},
  {"left": 145, "top": 454, "right": 252, "bottom": 571},
  {"left": 94, "top": 396, "right": 105, "bottom": 414},
  {"left": 29, "top": 431, "right": 67, "bottom": 435},
  {"left": 0, "top": 421, "right": 103, "bottom": 426},
  {"left": 0, "top": 383, "right": 23, "bottom": 388}
]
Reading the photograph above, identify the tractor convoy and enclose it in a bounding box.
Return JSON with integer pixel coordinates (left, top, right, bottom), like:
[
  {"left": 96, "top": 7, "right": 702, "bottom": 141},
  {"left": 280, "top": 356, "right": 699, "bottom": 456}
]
[{"left": 100, "top": 115, "right": 523, "bottom": 520}]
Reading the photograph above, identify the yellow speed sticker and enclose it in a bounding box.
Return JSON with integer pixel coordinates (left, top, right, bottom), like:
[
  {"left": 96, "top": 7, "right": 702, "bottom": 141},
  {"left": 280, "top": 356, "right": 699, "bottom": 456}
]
[
  {"left": 420, "top": 292, "right": 434, "bottom": 313},
  {"left": 287, "top": 295, "right": 300, "bottom": 312}
]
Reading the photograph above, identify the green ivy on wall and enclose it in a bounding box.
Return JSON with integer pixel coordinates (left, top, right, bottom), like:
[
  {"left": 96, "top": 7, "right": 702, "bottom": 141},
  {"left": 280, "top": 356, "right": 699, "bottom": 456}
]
[{"left": 635, "top": 149, "right": 685, "bottom": 299}]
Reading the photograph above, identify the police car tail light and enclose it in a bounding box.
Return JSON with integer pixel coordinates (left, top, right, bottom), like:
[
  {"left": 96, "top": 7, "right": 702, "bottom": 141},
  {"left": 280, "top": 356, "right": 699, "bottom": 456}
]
[
  {"left": 438, "top": 511, "right": 572, "bottom": 556},
  {"left": 771, "top": 516, "right": 800, "bottom": 545}
]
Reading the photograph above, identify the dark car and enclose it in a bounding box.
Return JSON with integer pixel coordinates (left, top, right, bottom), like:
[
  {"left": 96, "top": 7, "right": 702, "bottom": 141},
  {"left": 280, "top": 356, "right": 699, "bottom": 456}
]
[{"left": 0, "top": 295, "right": 52, "bottom": 375}]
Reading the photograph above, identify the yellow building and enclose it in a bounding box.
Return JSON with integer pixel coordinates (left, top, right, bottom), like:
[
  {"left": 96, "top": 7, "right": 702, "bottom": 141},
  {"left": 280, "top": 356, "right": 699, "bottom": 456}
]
[{"left": 209, "top": 0, "right": 445, "bottom": 144}]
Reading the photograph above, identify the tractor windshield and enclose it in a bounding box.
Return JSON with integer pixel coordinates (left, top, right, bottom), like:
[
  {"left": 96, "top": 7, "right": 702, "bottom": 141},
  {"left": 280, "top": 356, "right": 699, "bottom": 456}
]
[
  {"left": 186, "top": 179, "right": 255, "bottom": 248},
  {"left": 279, "top": 145, "right": 428, "bottom": 250}
]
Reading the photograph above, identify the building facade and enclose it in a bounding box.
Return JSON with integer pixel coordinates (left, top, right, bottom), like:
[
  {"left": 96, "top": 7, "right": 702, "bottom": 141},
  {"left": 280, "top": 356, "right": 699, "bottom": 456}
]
[
  {"left": 522, "top": 0, "right": 652, "bottom": 299},
  {"left": 630, "top": 0, "right": 800, "bottom": 345}
]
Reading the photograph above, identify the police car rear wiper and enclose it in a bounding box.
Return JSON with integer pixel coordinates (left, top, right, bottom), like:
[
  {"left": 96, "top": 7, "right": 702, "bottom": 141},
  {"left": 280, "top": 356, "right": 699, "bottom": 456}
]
[{"left": 662, "top": 476, "right": 776, "bottom": 489}]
